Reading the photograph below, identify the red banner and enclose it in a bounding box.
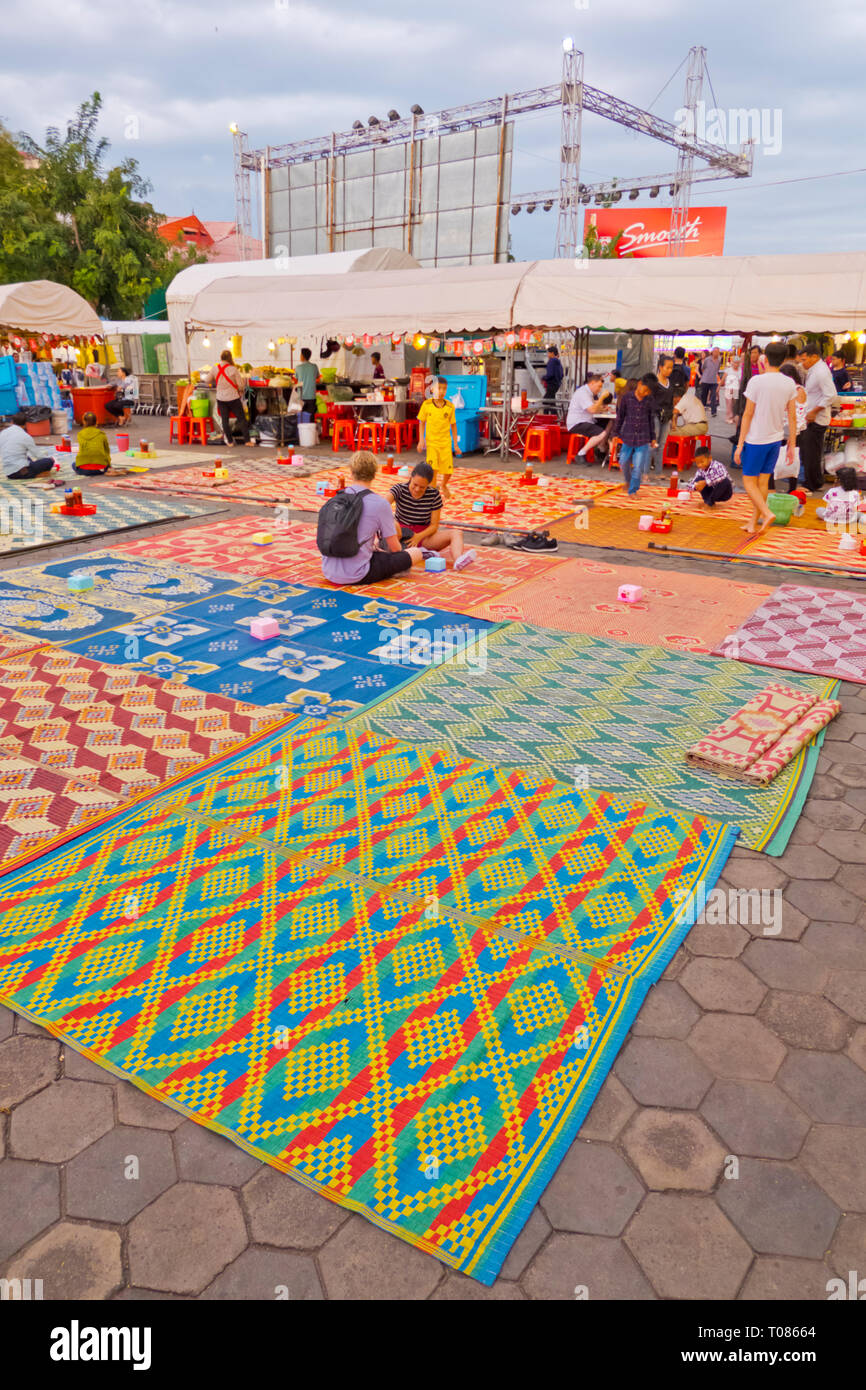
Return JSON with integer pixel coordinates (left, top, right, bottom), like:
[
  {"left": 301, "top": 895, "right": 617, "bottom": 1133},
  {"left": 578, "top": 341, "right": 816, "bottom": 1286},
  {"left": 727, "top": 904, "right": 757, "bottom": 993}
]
[{"left": 584, "top": 207, "right": 727, "bottom": 258}]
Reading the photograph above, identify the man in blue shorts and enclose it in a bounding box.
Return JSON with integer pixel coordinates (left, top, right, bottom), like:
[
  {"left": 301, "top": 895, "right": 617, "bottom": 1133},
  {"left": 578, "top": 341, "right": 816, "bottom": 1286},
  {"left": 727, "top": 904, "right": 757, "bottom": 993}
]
[{"left": 733, "top": 339, "right": 797, "bottom": 535}]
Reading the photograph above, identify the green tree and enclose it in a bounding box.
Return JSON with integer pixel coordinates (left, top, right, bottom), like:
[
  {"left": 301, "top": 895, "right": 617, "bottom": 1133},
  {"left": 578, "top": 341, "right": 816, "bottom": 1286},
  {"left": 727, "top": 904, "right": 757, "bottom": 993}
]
[
  {"left": 582, "top": 224, "right": 625, "bottom": 259},
  {"left": 1, "top": 93, "right": 203, "bottom": 318}
]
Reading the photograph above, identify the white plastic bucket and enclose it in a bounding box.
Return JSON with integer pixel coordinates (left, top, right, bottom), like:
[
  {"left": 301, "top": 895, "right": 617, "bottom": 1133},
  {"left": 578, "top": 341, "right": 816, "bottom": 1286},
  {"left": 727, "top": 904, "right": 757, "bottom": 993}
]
[{"left": 298, "top": 422, "right": 318, "bottom": 448}]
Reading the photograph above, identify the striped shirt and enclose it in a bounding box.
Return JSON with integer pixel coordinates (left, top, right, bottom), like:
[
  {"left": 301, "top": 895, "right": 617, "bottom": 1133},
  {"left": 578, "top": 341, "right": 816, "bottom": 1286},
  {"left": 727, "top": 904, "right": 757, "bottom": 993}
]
[{"left": 389, "top": 482, "right": 443, "bottom": 528}]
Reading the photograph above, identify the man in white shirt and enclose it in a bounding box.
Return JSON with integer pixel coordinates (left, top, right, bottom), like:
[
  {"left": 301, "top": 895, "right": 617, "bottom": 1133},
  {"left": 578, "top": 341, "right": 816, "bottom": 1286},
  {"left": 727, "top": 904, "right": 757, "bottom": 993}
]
[
  {"left": 800, "top": 342, "right": 837, "bottom": 491},
  {"left": 734, "top": 339, "right": 797, "bottom": 534},
  {"left": 0, "top": 415, "right": 54, "bottom": 479},
  {"left": 566, "top": 373, "right": 613, "bottom": 461}
]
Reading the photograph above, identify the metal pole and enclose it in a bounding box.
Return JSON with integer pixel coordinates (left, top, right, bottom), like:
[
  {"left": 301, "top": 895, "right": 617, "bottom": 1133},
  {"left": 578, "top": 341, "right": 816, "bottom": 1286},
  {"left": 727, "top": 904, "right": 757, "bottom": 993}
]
[
  {"left": 329, "top": 132, "right": 336, "bottom": 251},
  {"left": 669, "top": 46, "right": 705, "bottom": 257},
  {"left": 407, "top": 113, "right": 417, "bottom": 257},
  {"left": 493, "top": 95, "right": 508, "bottom": 264},
  {"left": 556, "top": 46, "right": 584, "bottom": 258},
  {"left": 261, "top": 151, "right": 269, "bottom": 258}
]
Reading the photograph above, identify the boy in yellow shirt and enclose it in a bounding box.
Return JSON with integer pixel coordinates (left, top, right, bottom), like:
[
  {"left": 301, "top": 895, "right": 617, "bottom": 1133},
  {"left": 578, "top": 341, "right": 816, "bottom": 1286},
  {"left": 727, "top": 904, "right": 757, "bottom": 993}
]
[{"left": 417, "top": 377, "right": 461, "bottom": 499}]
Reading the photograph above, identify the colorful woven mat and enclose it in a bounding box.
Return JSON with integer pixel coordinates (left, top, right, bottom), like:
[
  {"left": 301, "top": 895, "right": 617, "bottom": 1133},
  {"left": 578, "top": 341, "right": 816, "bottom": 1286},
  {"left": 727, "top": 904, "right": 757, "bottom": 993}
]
[
  {"left": 109, "top": 514, "right": 567, "bottom": 612},
  {"left": 686, "top": 683, "right": 841, "bottom": 787},
  {"left": 279, "top": 467, "right": 596, "bottom": 531},
  {"left": 104, "top": 454, "right": 337, "bottom": 502},
  {"left": 64, "top": 579, "right": 495, "bottom": 722},
  {"left": 0, "top": 647, "right": 289, "bottom": 873},
  {"left": 470, "top": 557, "right": 772, "bottom": 654},
  {"left": 714, "top": 583, "right": 866, "bottom": 684},
  {"left": 347, "top": 623, "right": 838, "bottom": 855},
  {"left": 0, "top": 489, "right": 225, "bottom": 554},
  {"left": 0, "top": 724, "right": 735, "bottom": 1283},
  {"left": 733, "top": 524, "right": 866, "bottom": 575},
  {"left": 546, "top": 505, "right": 751, "bottom": 556}
]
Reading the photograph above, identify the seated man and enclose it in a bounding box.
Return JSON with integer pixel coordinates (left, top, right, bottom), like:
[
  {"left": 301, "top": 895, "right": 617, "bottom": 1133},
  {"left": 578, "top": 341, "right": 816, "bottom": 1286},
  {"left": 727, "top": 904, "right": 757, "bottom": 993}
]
[
  {"left": 318, "top": 451, "right": 424, "bottom": 587},
  {"left": 105, "top": 365, "right": 139, "bottom": 424},
  {"left": 669, "top": 386, "right": 709, "bottom": 437},
  {"left": 566, "top": 372, "right": 613, "bottom": 461},
  {"left": 389, "top": 463, "right": 475, "bottom": 570},
  {"left": 0, "top": 413, "right": 54, "bottom": 480}
]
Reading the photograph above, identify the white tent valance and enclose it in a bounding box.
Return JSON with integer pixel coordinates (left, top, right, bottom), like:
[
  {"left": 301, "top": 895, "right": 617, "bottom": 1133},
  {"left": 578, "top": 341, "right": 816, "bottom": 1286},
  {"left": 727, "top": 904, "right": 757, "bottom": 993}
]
[
  {"left": 0, "top": 280, "right": 103, "bottom": 337},
  {"left": 187, "top": 252, "right": 866, "bottom": 338}
]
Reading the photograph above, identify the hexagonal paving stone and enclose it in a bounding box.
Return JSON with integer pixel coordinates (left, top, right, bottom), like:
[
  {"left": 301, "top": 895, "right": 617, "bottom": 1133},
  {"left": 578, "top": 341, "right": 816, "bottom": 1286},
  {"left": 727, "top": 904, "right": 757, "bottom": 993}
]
[
  {"left": 680, "top": 958, "right": 767, "bottom": 1014},
  {"left": 5, "top": 1223, "right": 122, "bottom": 1300},
  {"left": 761, "top": 991, "right": 851, "bottom": 1051},
  {"left": 818, "top": 830, "right": 866, "bottom": 860},
  {"left": 624, "top": 1194, "right": 751, "bottom": 1300},
  {"left": 539, "top": 1140, "right": 644, "bottom": 1235},
  {"left": 9, "top": 1079, "right": 114, "bottom": 1162},
  {"left": 621, "top": 1109, "right": 725, "bottom": 1191},
  {"left": 828, "top": 1214, "right": 866, "bottom": 1280},
  {"left": 739, "top": 1257, "right": 837, "bottom": 1301},
  {"left": 720, "top": 857, "right": 787, "bottom": 891},
  {"left": 115, "top": 1079, "right": 186, "bottom": 1130},
  {"left": 317, "top": 1215, "right": 441, "bottom": 1300},
  {"left": 786, "top": 880, "right": 861, "bottom": 923},
  {"left": 778, "top": 1051, "right": 866, "bottom": 1125},
  {"left": 688, "top": 1013, "right": 786, "bottom": 1080},
  {"left": 806, "top": 800, "right": 864, "bottom": 831},
  {"left": 683, "top": 919, "right": 749, "bottom": 958},
  {"left": 174, "top": 1121, "right": 262, "bottom": 1187},
  {"left": 128, "top": 1182, "right": 248, "bottom": 1295},
  {"left": 825, "top": 971, "right": 866, "bottom": 1024},
  {"left": 65, "top": 1125, "right": 177, "bottom": 1223},
  {"left": 0, "top": 1005, "right": 13, "bottom": 1042},
  {"left": 0, "top": 1036, "right": 59, "bottom": 1108},
  {"left": 431, "top": 1274, "right": 526, "bottom": 1300},
  {"left": 13, "top": 1014, "right": 52, "bottom": 1037},
  {"left": 61, "top": 1045, "right": 115, "bottom": 1084},
  {"left": 837, "top": 864, "right": 866, "bottom": 900},
  {"left": 242, "top": 1166, "right": 348, "bottom": 1248},
  {"left": 802, "top": 921, "right": 866, "bottom": 971},
  {"left": 615, "top": 1037, "right": 713, "bottom": 1108},
  {"left": 0, "top": 1159, "right": 60, "bottom": 1263},
  {"left": 577, "top": 1074, "right": 637, "bottom": 1141},
  {"left": 630, "top": 981, "right": 701, "bottom": 1039},
  {"left": 716, "top": 1157, "right": 839, "bottom": 1258},
  {"left": 768, "top": 900, "right": 811, "bottom": 943},
  {"left": 201, "top": 1247, "right": 323, "bottom": 1300},
  {"left": 772, "top": 845, "right": 839, "bottom": 880},
  {"left": 522, "top": 1233, "right": 655, "bottom": 1300},
  {"left": 499, "top": 1206, "right": 550, "bottom": 1280},
  {"left": 700, "top": 1079, "right": 810, "bottom": 1159},
  {"left": 800, "top": 1126, "right": 866, "bottom": 1211},
  {"left": 742, "top": 939, "right": 828, "bottom": 993},
  {"left": 662, "top": 946, "right": 688, "bottom": 979}
]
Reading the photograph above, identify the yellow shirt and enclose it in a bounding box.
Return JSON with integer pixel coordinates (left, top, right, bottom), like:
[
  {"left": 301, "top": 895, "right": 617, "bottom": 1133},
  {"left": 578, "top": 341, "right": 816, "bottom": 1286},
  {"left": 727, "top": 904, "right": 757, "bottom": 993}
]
[{"left": 418, "top": 398, "right": 456, "bottom": 450}]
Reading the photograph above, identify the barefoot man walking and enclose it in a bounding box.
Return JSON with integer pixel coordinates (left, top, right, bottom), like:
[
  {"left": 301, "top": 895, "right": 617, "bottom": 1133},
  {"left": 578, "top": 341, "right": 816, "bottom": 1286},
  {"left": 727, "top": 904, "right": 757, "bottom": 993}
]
[{"left": 734, "top": 339, "right": 797, "bottom": 536}]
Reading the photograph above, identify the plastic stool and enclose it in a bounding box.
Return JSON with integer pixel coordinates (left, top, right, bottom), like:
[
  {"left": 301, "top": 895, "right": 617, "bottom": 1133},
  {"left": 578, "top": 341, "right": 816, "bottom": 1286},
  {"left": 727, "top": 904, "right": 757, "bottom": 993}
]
[
  {"left": 186, "top": 417, "right": 212, "bottom": 445},
  {"left": 382, "top": 420, "right": 414, "bottom": 454},
  {"left": 663, "top": 434, "right": 709, "bottom": 469},
  {"left": 566, "top": 432, "right": 592, "bottom": 464},
  {"left": 331, "top": 420, "right": 355, "bottom": 452},
  {"left": 169, "top": 416, "right": 190, "bottom": 444},
  {"left": 356, "top": 421, "right": 383, "bottom": 452},
  {"left": 607, "top": 437, "right": 621, "bottom": 470},
  {"left": 523, "top": 427, "right": 552, "bottom": 464}
]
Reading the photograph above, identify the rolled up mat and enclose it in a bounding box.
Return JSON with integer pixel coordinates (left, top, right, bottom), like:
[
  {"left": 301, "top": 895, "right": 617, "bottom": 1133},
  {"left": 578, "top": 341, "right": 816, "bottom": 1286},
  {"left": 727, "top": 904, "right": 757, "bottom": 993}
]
[
  {"left": 742, "top": 699, "right": 841, "bottom": 786},
  {"left": 686, "top": 682, "right": 821, "bottom": 777}
]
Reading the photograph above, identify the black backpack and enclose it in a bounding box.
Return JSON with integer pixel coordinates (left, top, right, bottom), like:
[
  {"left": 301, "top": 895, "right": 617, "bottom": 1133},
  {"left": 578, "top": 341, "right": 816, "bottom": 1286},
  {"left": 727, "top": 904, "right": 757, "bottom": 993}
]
[{"left": 316, "top": 487, "right": 370, "bottom": 558}]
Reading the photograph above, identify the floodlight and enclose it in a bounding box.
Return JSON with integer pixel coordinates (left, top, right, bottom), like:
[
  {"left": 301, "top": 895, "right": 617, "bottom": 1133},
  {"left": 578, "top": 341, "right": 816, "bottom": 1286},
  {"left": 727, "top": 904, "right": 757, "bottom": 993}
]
[
  {"left": 562, "top": 36, "right": 574, "bottom": 52},
  {"left": 388, "top": 110, "right": 400, "bottom": 122},
  {"left": 411, "top": 104, "right": 424, "bottom": 115}
]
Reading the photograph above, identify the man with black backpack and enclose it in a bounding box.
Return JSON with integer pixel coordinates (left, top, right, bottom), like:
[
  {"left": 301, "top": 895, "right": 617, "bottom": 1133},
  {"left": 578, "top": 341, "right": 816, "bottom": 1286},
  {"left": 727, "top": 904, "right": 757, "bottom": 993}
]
[{"left": 317, "top": 451, "right": 425, "bottom": 586}]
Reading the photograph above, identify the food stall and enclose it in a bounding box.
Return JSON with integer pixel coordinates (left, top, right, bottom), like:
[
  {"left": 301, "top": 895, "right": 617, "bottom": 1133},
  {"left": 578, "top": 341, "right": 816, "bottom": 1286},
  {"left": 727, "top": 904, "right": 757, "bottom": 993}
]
[{"left": 0, "top": 280, "right": 105, "bottom": 429}]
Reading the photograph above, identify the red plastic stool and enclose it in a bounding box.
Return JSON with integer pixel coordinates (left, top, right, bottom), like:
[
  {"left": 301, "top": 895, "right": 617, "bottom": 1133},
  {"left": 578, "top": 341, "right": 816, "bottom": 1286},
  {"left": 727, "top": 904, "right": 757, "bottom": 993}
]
[
  {"left": 169, "top": 416, "right": 190, "bottom": 444},
  {"left": 663, "top": 434, "right": 710, "bottom": 469},
  {"left": 523, "top": 427, "right": 552, "bottom": 464},
  {"left": 331, "top": 420, "right": 355, "bottom": 452},
  {"left": 382, "top": 420, "right": 414, "bottom": 453},
  {"left": 566, "top": 432, "right": 592, "bottom": 464},
  {"left": 356, "top": 421, "right": 383, "bottom": 452},
  {"left": 186, "top": 417, "right": 212, "bottom": 445},
  {"left": 607, "top": 437, "right": 621, "bottom": 470}
]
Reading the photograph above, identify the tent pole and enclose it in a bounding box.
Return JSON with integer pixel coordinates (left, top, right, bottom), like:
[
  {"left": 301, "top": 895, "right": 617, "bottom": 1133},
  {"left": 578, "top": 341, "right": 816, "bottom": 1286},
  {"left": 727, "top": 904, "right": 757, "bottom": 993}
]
[
  {"left": 185, "top": 324, "right": 192, "bottom": 382},
  {"left": 501, "top": 347, "right": 513, "bottom": 459}
]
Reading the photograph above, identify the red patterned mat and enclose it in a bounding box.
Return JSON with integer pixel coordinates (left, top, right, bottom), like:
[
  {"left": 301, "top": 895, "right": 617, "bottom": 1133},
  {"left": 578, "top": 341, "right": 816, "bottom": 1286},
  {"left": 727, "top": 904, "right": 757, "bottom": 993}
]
[
  {"left": 713, "top": 583, "right": 866, "bottom": 684},
  {"left": 0, "top": 647, "right": 290, "bottom": 872},
  {"left": 109, "top": 515, "right": 567, "bottom": 611}
]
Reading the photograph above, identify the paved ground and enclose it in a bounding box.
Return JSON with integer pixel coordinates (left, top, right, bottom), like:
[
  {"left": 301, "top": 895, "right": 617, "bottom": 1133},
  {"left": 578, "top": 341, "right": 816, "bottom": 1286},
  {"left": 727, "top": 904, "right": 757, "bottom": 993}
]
[{"left": 1, "top": 411, "right": 864, "bottom": 1300}]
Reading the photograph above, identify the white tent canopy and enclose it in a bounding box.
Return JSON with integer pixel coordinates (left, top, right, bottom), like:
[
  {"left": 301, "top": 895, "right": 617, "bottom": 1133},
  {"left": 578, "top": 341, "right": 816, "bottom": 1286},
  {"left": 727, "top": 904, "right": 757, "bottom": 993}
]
[
  {"left": 167, "top": 247, "right": 420, "bottom": 373},
  {"left": 0, "top": 280, "right": 102, "bottom": 337},
  {"left": 187, "top": 252, "right": 866, "bottom": 338}
]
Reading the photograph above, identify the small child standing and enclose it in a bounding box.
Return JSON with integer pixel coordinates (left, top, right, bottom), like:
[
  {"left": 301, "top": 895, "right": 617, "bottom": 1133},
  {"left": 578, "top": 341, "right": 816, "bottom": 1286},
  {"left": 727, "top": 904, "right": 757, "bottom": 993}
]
[
  {"left": 685, "top": 446, "right": 734, "bottom": 506},
  {"left": 73, "top": 412, "right": 113, "bottom": 475},
  {"left": 417, "top": 377, "right": 461, "bottom": 499}
]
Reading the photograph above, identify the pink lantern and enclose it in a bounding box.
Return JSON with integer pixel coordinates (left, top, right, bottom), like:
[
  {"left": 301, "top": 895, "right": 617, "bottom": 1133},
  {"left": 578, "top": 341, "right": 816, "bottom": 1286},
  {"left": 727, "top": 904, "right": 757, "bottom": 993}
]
[{"left": 362, "top": 334, "right": 373, "bottom": 348}]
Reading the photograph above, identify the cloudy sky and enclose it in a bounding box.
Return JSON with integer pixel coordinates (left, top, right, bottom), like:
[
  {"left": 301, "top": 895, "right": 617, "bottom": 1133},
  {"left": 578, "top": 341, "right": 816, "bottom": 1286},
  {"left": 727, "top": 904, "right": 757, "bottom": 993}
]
[{"left": 3, "top": 0, "right": 864, "bottom": 262}]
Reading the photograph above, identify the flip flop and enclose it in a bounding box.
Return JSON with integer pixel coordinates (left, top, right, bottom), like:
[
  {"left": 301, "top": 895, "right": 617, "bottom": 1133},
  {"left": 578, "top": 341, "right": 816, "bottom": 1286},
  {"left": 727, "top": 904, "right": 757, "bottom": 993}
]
[{"left": 453, "top": 549, "right": 476, "bottom": 571}]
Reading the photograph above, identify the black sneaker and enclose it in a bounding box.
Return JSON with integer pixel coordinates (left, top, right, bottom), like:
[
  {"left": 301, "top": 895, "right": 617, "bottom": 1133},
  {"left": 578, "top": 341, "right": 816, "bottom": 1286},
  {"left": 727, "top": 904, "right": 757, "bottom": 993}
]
[{"left": 511, "top": 531, "right": 559, "bottom": 553}]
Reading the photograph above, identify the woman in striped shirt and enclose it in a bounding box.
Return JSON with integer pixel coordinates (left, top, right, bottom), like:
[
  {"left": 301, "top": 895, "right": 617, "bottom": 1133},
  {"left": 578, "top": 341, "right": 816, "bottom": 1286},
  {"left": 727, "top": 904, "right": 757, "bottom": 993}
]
[{"left": 388, "top": 463, "right": 476, "bottom": 570}]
